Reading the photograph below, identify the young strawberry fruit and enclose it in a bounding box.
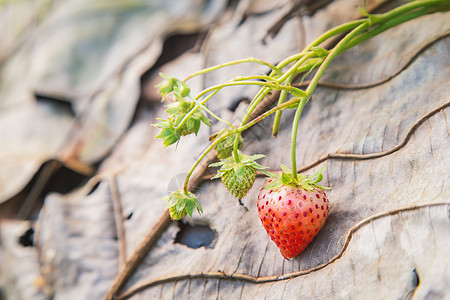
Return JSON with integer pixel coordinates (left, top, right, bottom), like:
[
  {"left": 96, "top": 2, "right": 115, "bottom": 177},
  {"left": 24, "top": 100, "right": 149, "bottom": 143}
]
[
  {"left": 257, "top": 165, "right": 330, "bottom": 259},
  {"left": 210, "top": 152, "right": 267, "bottom": 199},
  {"left": 213, "top": 133, "right": 244, "bottom": 159}
]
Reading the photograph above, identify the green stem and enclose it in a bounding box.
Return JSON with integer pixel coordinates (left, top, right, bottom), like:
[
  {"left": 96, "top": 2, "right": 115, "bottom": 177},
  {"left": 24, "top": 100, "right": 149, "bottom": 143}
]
[
  {"left": 231, "top": 75, "right": 279, "bottom": 82},
  {"left": 177, "top": 89, "right": 219, "bottom": 130},
  {"left": 196, "top": 81, "right": 295, "bottom": 100},
  {"left": 290, "top": 22, "right": 369, "bottom": 178},
  {"left": 242, "top": 1, "right": 446, "bottom": 138},
  {"left": 371, "top": 0, "right": 446, "bottom": 25},
  {"left": 188, "top": 96, "right": 234, "bottom": 128},
  {"left": 304, "top": 19, "right": 366, "bottom": 50},
  {"left": 238, "top": 96, "right": 303, "bottom": 133},
  {"left": 341, "top": 7, "right": 439, "bottom": 52},
  {"left": 239, "top": 54, "right": 312, "bottom": 128},
  {"left": 183, "top": 57, "right": 280, "bottom": 81},
  {"left": 272, "top": 19, "right": 365, "bottom": 70},
  {"left": 272, "top": 73, "right": 294, "bottom": 136},
  {"left": 237, "top": 19, "right": 371, "bottom": 128},
  {"left": 239, "top": 87, "right": 272, "bottom": 126},
  {"left": 290, "top": 97, "right": 308, "bottom": 180},
  {"left": 182, "top": 132, "right": 233, "bottom": 193},
  {"left": 305, "top": 22, "right": 369, "bottom": 96}
]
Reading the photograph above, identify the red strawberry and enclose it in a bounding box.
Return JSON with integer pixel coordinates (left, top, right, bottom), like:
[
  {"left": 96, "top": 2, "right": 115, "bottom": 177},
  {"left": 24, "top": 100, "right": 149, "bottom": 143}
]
[{"left": 257, "top": 165, "right": 329, "bottom": 259}]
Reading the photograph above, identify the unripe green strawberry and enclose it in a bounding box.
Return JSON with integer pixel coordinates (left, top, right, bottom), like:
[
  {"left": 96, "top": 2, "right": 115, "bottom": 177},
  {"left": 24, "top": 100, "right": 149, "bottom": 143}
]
[
  {"left": 214, "top": 134, "right": 243, "bottom": 159},
  {"left": 210, "top": 152, "right": 267, "bottom": 199},
  {"left": 168, "top": 114, "right": 195, "bottom": 136},
  {"left": 221, "top": 164, "right": 256, "bottom": 199},
  {"left": 169, "top": 205, "right": 187, "bottom": 220},
  {"left": 156, "top": 73, "right": 180, "bottom": 101},
  {"left": 173, "top": 81, "right": 191, "bottom": 98},
  {"left": 163, "top": 190, "right": 203, "bottom": 220},
  {"left": 163, "top": 100, "right": 211, "bottom": 138}
]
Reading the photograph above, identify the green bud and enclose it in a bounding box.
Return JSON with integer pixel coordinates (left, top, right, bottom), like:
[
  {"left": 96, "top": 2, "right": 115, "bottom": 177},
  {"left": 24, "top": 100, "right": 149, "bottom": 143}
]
[
  {"left": 163, "top": 190, "right": 203, "bottom": 220},
  {"left": 174, "top": 81, "right": 191, "bottom": 98},
  {"left": 156, "top": 73, "right": 180, "bottom": 100}
]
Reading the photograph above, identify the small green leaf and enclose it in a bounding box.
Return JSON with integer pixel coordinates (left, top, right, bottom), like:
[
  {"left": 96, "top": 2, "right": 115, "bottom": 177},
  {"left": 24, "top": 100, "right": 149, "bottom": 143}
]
[
  {"left": 174, "top": 81, "right": 191, "bottom": 98},
  {"left": 290, "top": 87, "right": 307, "bottom": 97},
  {"left": 311, "top": 164, "right": 326, "bottom": 182},
  {"left": 200, "top": 115, "right": 211, "bottom": 126},
  {"left": 209, "top": 161, "right": 225, "bottom": 168},
  {"left": 248, "top": 154, "right": 265, "bottom": 161},
  {"left": 314, "top": 183, "right": 330, "bottom": 190},
  {"left": 358, "top": 6, "right": 369, "bottom": 17},
  {"left": 295, "top": 58, "right": 323, "bottom": 73},
  {"left": 280, "top": 164, "right": 292, "bottom": 175},
  {"left": 154, "top": 128, "right": 171, "bottom": 139},
  {"left": 193, "top": 119, "right": 201, "bottom": 135},
  {"left": 315, "top": 173, "right": 323, "bottom": 183},
  {"left": 193, "top": 198, "right": 203, "bottom": 214},
  {"left": 154, "top": 119, "right": 170, "bottom": 128},
  {"left": 176, "top": 199, "right": 187, "bottom": 212},
  {"left": 210, "top": 172, "right": 222, "bottom": 180},
  {"left": 260, "top": 170, "right": 274, "bottom": 177},
  {"left": 281, "top": 172, "right": 291, "bottom": 185},
  {"left": 163, "top": 132, "right": 181, "bottom": 147},
  {"left": 185, "top": 201, "right": 195, "bottom": 217},
  {"left": 165, "top": 107, "right": 181, "bottom": 115},
  {"left": 264, "top": 179, "right": 283, "bottom": 190},
  {"left": 156, "top": 73, "right": 180, "bottom": 100},
  {"left": 252, "top": 162, "right": 268, "bottom": 170},
  {"left": 311, "top": 46, "right": 329, "bottom": 57}
]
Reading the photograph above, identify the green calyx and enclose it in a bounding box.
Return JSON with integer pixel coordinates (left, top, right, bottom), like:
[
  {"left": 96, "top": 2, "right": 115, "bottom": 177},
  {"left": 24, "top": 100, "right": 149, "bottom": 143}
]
[
  {"left": 264, "top": 164, "right": 330, "bottom": 191},
  {"left": 156, "top": 73, "right": 180, "bottom": 101},
  {"left": 213, "top": 132, "right": 244, "bottom": 159},
  {"left": 210, "top": 152, "right": 269, "bottom": 198},
  {"left": 154, "top": 100, "right": 211, "bottom": 147},
  {"left": 155, "top": 74, "right": 211, "bottom": 147},
  {"left": 163, "top": 190, "right": 203, "bottom": 220}
]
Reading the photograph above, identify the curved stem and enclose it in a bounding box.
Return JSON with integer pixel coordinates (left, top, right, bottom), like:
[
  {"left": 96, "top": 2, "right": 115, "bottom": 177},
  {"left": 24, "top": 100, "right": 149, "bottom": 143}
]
[
  {"left": 188, "top": 97, "right": 234, "bottom": 128},
  {"left": 305, "top": 22, "right": 369, "bottom": 96},
  {"left": 232, "top": 75, "right": 280, "bottom": 82},
  {"left": 272, "top": 73, "right": 295, "bottom": 136},
  {"left": 341, "top": 7, "right": 437, "bottom": 53},
  {"left": 290, "top": 22, "right": 369, "bottom": 178},
  {"left": 196, "top": 81, "right": 294, "bottom": 100},
  {"left": 240, "top": 52, "right": 315, "bottom": 128},
  {"left": 238, "top": 96, "right": 302, "bottom": 132},
  {"left": 177, "top": 89, "right": 219, "bottom": 130},
  {"left": 372, "top": 0, "right": 446, "bottom": 25},
  {"left": 239, "top": 87, "right": 272, "bottom": 126},
  {"left": 182, "top": 132, "right": 232, "bottom": 192},
  {"left": 183, "top": 57, "right": 280, "bottom": 81}
]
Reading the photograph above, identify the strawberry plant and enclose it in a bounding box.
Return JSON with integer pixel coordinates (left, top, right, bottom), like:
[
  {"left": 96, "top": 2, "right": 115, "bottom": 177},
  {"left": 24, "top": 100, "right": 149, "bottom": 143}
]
[{"left": 154, "top": 0, "right": 449, "bottom": 258}]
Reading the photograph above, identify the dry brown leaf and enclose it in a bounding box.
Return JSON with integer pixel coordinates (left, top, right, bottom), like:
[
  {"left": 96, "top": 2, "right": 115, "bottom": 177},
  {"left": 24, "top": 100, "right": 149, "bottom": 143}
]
[
  {"left": 0, "top": 0, "right": 226, "bottom": 205},
  {"left": 1, "top": 1, "right": 449, "bottom": 299}
]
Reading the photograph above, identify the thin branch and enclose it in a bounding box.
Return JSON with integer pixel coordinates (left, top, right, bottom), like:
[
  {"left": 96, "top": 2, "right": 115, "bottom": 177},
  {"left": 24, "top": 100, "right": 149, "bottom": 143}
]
[
  {"left": 103, "top": 211, "right": 171, "bottom": 300},
  {"left": 110, "top": 175, "right": 127, "bottom": 269}
]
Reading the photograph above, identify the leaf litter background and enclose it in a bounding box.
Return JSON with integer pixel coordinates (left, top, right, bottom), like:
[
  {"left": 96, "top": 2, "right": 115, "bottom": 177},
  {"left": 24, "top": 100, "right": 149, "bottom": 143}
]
[{"left": 0, "top": 0, "right": 449, "bottom": 299}]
